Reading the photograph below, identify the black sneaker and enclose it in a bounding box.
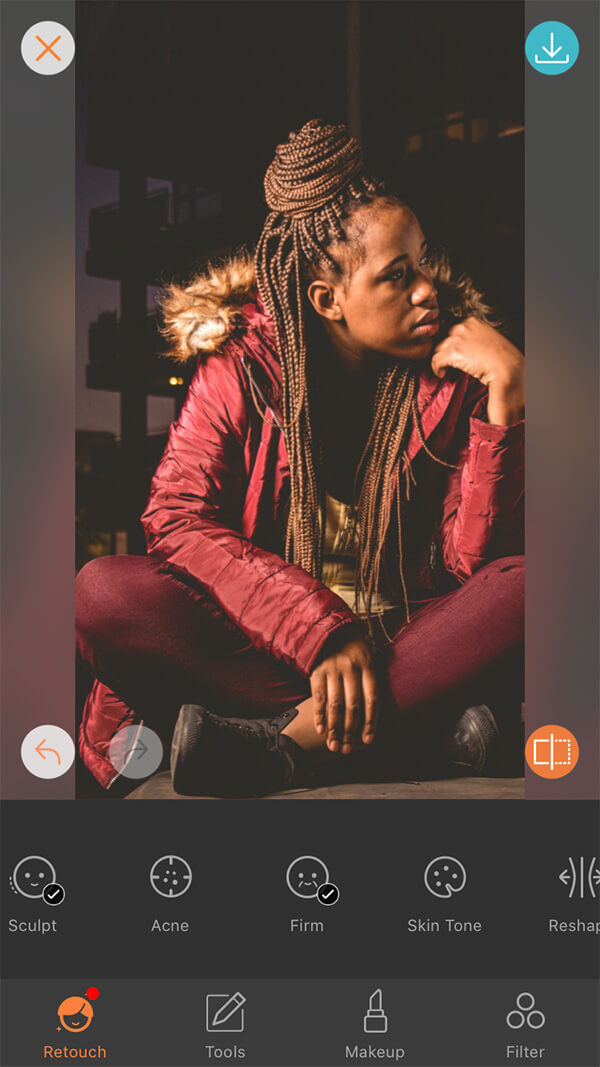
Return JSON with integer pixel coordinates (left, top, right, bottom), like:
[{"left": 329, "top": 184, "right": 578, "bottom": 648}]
[
  {"left": 448, "top": 703, "right": 523, "bottom": 777},
  {"left": 170, "top": 704, "right": 305, "bottom": 797}
]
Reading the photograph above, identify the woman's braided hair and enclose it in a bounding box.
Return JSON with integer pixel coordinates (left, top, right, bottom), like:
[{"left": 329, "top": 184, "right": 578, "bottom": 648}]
[{"left": 254, "top": 118, "right": 451, "bottom": 636}]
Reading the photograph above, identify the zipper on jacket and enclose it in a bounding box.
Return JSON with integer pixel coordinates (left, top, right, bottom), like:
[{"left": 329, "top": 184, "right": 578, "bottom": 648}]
[
  {"left": 241, "top": 355, "right": 284, "bottom": 432},
  {"left": 429, "top": 538, "right": 438, "bottom": 576}
]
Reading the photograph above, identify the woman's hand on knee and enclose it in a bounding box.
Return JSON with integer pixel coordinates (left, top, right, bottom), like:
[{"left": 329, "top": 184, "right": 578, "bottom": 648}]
[{"left": 310, "top": 636, "right": 379, "bottom": 754}]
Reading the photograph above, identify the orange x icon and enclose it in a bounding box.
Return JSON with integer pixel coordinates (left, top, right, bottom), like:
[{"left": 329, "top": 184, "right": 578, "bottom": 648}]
[{"left": 35, "top": 34, "right": 61, "bottom": 62}]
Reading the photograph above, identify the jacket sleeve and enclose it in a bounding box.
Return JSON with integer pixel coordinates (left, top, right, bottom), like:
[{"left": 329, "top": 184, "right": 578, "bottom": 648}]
[
  {"left": 141, "top": 353, "right": 357, "bottom": 677},
  {"left": 437, "top": 381, "right": 524, "bottom": 581}
]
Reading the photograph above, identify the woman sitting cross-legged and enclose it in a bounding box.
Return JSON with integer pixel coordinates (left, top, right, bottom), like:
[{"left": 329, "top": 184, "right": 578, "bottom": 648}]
[{"left": 76, "top": 119, "right": 524, "bottom": 797}]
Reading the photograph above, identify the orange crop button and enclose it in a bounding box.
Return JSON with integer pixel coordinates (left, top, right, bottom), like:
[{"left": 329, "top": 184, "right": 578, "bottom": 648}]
[{"left": 525, "top": 724, "right": 580, "bottom": 779}]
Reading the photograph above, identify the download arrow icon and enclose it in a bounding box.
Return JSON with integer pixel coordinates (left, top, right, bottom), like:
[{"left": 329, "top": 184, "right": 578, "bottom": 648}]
[
  {"left": 542, "top": 33, "right": 562, "bottom": 58},
  {"left": 526, "top": 21, "right": 579, "bottom": 74}
]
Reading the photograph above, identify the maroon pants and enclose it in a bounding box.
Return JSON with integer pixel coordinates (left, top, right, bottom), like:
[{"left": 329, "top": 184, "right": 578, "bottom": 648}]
[{"left": 76, "top": 554, "right": 524, "bottom": 776}]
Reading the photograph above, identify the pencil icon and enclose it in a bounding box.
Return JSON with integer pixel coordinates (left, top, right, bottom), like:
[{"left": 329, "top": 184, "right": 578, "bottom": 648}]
[{"left": 206, "top": 991, "right": 247, "bottom": 1032}]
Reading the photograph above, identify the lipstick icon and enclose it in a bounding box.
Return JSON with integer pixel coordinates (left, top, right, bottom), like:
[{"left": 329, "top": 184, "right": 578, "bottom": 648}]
[{"left": 363, "top": 988, "right": 388, "bottom": 1033}]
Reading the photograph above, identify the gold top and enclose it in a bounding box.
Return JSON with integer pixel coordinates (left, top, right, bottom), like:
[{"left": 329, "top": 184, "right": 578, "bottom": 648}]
[{"left": 322, "top": 493, "right": 400, "bottom": 616}]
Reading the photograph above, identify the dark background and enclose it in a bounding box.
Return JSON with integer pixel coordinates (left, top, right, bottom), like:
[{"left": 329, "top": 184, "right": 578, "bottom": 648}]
[{"left": 77, "top": 0, "right": 524, "bottom": 564}]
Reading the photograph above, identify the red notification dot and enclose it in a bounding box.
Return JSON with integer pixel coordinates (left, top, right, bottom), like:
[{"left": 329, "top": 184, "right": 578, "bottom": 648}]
[{"left": 86, "top": 987, "right": 99, "bottom": 1000}]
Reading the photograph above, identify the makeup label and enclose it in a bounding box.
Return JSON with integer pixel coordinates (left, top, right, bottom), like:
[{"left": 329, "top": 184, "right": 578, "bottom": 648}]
[{"left": 345, "top": 1046, "right": 405, "bottom": 1061}]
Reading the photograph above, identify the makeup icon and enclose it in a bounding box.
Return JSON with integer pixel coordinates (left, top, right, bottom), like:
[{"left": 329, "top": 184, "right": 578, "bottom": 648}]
[{"left": 363, "top": 988, "right": 388, "bottom": 1034}]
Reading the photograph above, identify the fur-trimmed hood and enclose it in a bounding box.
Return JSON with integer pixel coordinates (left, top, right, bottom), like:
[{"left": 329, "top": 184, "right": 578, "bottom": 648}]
[{"left": 160, "top": 249, "right": 495, "bottom": 363}]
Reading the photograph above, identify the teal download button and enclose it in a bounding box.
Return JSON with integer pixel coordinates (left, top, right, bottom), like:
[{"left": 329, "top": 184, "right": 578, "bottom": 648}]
[{"left": 525, "top": 21, "right": 579, "bottom": 76}]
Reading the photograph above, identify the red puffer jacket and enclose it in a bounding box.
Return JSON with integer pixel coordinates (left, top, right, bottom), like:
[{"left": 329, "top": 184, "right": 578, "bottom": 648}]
[
  {"left": 79, "top": 254, "right": 524, "bottom": 785},
  {"left": 140, "top": 255, "right": 524, "bottom": 677}
]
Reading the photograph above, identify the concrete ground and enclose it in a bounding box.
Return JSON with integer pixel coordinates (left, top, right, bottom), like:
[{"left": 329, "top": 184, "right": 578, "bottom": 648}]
[{"left": 127, "top": 771, "right": 524, "bottom": 800}]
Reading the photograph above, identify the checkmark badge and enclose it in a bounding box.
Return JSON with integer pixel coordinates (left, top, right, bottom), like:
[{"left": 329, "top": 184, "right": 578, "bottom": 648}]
[
  {"left": 316, "top": 882, "right": 340, "bottom": 906},
  {"left": 42, "top": 882, "right": 65, "bottom": 906}
]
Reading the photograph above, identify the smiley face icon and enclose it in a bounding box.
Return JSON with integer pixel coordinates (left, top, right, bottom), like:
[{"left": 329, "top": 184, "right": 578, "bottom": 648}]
[
  {"left": 10, "top": 856, "right": 56, "bottom": 899},
  {"left": 424, "top": 855, "right": 467, "bottom": 899},
  {"left": 286, "top": 855, "right": 329, "bottom": 899},
  {"left": 57, "top": 996, "right": 94, "bottom": 1033}
]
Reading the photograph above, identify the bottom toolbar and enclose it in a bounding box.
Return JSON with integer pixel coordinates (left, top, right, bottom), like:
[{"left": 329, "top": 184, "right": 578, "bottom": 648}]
[{"left": 1, "top": 978, "right": 598, "bottom": 1066}]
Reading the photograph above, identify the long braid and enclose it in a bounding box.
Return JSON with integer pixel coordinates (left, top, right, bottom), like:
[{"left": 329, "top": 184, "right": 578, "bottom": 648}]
[
  {"left": 254, "top": 119, "right": 451, "bottom": 638},
  {"left": 353, "top": 364, "right": 416, "bottom": 633}
]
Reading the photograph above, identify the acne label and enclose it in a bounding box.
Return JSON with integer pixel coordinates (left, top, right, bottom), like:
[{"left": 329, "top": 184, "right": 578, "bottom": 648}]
[{"left": 150, "top": 918, "right": 190, "bottom": 933}]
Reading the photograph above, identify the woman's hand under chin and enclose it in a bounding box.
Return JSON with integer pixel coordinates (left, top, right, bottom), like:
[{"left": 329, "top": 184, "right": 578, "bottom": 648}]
[{"left": 431, "top": 317, "right": 525, "bottom": 426}]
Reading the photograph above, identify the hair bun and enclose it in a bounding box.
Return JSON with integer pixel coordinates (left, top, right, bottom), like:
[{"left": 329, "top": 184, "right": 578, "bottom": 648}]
[{"left": 263, "top": 118, "right": 363, "bottom": 218}]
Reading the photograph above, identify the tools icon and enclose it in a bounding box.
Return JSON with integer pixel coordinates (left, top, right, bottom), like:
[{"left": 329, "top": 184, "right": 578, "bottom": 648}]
[
  {"left": 363, "top": 989, "right": 388, "bottom": 1034},
  {"left": 506, "top": 992, "right": 546, "bottom": 1030},
  {"left": 206, "top": 992, "right": 246, "bottom": 1033},
  {"left": 559, "top": 857, "right": 600, "bottom": 900}
]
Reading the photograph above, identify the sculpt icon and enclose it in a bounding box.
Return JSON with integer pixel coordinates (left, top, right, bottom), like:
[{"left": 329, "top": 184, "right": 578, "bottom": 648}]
[
  {"left": 424, "top": 856, "right": 467, "bottom": 899},
  {"left": 10, "top": 856, "right": 56, "bottom": 899}
]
